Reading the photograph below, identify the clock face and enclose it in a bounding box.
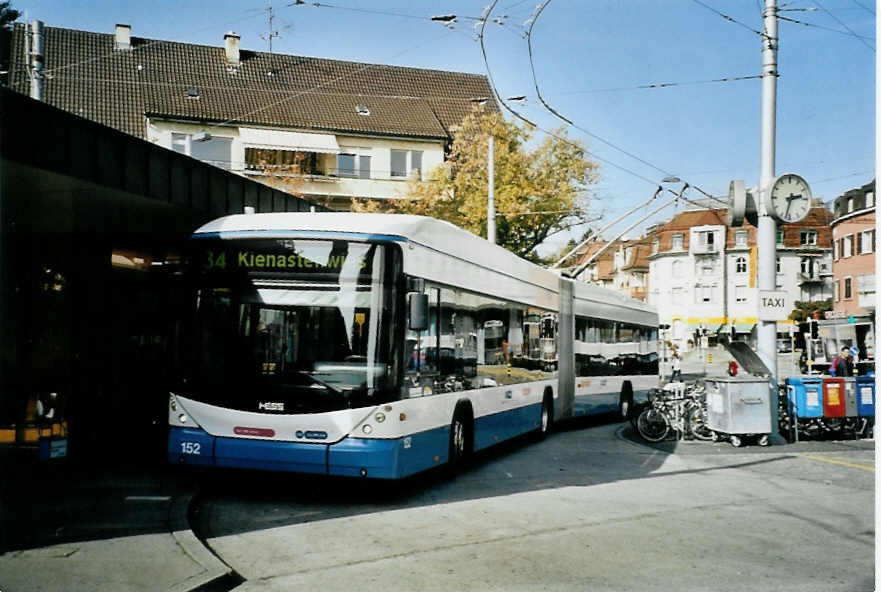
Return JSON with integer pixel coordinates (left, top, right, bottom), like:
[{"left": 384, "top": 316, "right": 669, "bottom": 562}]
[{"left": 770, "top": 174, "right": 812, "bottom": 223}]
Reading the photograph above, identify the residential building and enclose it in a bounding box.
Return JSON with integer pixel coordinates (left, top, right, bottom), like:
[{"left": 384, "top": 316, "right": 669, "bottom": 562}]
[
  {"left": 9, "top": 23, "right": 498, "bottom": 210},
  {"left": 644, "top": 204, "right": 834, "bottom": 351},
  {"left": 830, "top": 180, "right": 875, "bottom": 317},
  {"left": 570, "top": 239, "right": 651, "bottom": 301}
]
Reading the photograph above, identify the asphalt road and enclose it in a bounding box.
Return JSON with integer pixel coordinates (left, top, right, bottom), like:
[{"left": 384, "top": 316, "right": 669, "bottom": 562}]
[{"left": 190, "top": 416, "right": 875, "bottom": 592}]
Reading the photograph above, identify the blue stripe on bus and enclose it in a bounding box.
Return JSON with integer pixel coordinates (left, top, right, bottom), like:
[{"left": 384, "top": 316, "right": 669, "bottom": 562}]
[
  {"left": 473, "top": 403, "right": 542, "bottom": 451},
  {"left": 193, "top": 230, "right": 408, "bottom": 243}
]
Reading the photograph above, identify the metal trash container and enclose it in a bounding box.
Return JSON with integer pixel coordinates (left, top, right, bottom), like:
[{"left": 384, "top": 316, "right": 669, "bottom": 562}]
[
  {"left": 843, "top": 377, "right": 858, "bottom": 418},
  {"left": 856, "top": 375, "right": 875, "bottom": 417},
  {"left": 822, "top": 377, "right": 846, "bottom": 418},
  {"left": 706, "top": 376, "right": 773, "bottom": 438},
  {"left": 785, "top": 376, "right": 823, "bottom": 419}
]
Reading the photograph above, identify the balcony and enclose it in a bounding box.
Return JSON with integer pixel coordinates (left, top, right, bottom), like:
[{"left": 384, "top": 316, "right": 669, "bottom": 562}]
[
  {"left": 799, "top": 272, "right": 823, "bottom": 284},
  {"left": 691, "top": 243, "right": 719, "bottom": 256}
]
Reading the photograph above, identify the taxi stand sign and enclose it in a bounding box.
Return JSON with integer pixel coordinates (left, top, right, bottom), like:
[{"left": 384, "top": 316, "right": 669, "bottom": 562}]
[{"left": 758, "top": 290, "right": 791, "bottom": 322}]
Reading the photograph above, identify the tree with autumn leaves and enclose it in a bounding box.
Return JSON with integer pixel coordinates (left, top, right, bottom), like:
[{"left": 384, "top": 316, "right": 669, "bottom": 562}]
[{"left": 352, "top": 108, "right": 599, "bottom": 262}]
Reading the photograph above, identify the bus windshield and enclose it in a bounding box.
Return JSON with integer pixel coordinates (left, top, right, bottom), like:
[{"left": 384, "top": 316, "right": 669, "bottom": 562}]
[{"left": 176, "top": 238, "right": 402, "bottom": 414}]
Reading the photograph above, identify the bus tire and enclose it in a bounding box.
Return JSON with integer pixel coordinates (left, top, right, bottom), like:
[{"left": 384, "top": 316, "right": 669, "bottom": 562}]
[
  {"left": 535, "top": 390, "right": 553, "bottom": 441},
  {"left": 448, "top": 404, "right": 473, "bottom": 476},
  {"left": 619, "top": 381, "right": 634, "bottom": 421}
]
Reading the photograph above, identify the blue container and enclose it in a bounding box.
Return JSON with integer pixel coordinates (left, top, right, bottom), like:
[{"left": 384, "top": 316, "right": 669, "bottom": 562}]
[
  {"left": 785, "top": 376, "right": 823, "bottom": 419},
  {"left": 855, "top": 375, "right": 875, "bottom": 417}
]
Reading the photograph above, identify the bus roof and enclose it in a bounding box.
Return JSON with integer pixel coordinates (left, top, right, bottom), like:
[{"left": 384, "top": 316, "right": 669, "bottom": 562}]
[{"left": 195, "top": 212, "right": 657, "bottom": 324}]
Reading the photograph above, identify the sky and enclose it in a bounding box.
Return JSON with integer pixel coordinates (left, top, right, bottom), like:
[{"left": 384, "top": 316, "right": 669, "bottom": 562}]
[{"left": 17, "top": 0, "right": 875, "bottom": 252}]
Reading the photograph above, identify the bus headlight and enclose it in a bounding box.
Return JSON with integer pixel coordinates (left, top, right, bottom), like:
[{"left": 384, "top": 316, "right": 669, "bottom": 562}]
[
  {"left": 178, "top": 414, "right": 188, "bottom": 424},
  {"left": 374, "top": 412, "right": 386, "bottom": 423},
  {"left": 362, "top": 424, "right": 373, "bottom": 435}
]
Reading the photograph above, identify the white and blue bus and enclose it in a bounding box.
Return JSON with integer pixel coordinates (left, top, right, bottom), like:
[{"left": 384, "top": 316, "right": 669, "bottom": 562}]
[{"left": 168, "top": 213, "right": 658, "bottom": 478}]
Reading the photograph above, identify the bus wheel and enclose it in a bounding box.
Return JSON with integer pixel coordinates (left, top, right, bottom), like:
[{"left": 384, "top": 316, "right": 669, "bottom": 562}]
[
  {"left": 619, "top": 382, "right": 634, "bottom": 421},
  {"left": 448, "top": 408, "right": 472, "bottom": 476},
  {"left": 535, "top": 392, "right": 553, "bottom": 441}
]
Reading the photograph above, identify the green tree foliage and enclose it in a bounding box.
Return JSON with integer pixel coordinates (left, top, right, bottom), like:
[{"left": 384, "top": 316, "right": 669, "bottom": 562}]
[
  {"left": 0, "top": 2, "right": 20, "bottom": 29},
  {"left": 789, "top": 299, "right": 833, "bottom": 322},
  {"left": 352, "top": 108, "right": 598, "bottom": 261}
]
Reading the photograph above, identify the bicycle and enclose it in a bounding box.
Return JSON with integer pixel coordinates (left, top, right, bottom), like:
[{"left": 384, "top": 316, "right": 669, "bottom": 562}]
[{"left": 633, "top": 382, "right": 713, "bottom": 443}]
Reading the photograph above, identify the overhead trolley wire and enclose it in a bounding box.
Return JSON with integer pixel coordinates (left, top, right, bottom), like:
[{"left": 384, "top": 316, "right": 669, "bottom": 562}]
[
  {"left": 690, "top": 0, "right": 773, "bottom": 40},
  {"left": 520, "top": 0, "right": 727, "bottom": 208}
]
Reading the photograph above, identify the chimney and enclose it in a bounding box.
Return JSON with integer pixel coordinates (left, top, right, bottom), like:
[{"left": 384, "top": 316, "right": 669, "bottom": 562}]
[
  {"left": 115, "top": 24, "right": 131, "bottom": 51},
  {"left": 224, "top": 31, "right": 240, "bottom": 66}
]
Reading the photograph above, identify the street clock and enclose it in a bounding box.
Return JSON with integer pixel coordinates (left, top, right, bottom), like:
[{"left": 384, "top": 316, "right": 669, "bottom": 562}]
[
  {"left": 728, "top": 179, "right": 747, "bottom": 227},
  {"left": 767, "top": 173, "right": 812, "bottom": 224}
]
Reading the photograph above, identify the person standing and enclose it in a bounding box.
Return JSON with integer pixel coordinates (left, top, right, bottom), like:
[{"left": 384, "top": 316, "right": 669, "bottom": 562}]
[
  {"left": 671, "top": 350, "right": 682, "bottom": 382},
  {"left": 831, "top": 347, "right": 852, "bottom": 377}
]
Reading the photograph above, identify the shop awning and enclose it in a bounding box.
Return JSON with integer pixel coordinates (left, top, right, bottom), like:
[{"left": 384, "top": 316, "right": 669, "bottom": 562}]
[{"left": 239, "top": 128, "right": 340, "bottom": 153}]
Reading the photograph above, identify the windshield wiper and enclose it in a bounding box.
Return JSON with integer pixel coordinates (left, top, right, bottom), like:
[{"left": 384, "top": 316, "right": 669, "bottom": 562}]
[{"left": 286, "top": 370, "right": 343, "bottom": 395}]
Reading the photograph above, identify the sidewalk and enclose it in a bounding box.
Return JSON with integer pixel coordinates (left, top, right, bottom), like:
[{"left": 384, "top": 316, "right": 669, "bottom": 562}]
[{"left": 0, "top": 449, "right": 230, "bottom": 592}]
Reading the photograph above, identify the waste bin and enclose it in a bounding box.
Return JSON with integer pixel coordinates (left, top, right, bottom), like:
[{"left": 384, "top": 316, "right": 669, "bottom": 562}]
[
  {"left": 706, "top": 376, "right": 773, "bottom": 438},
  {"left": 822, "top": 377, "right": 846, "bottom": 418},
  {"left": 856, "top": 375, "right": 875, "bottom": 417},
  {"left": 785, "top": 376, "right": 823, "bottom": 419},
  {"left": 842, "top": 377, "right": 858, "bottom": 418}
]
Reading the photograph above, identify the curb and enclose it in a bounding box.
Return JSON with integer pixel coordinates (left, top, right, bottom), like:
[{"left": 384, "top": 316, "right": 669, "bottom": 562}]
[{"left": 167, "top": 493, "right": 233, "bottom": 592}]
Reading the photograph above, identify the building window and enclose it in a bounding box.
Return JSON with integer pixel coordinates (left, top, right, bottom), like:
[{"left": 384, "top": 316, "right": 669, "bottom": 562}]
[
  {"left": 844, "top": 277, "right": 853, "bottom": 299},
  {"left": 858, "top": 274, "right": 875, "bottom": 296},
  {"left": 843, "top": 235, "right": 854, "bottom": 258},
  {"left": 799, "top": 230, "right": 817, "bottom": 246},
  {"left": 671, "top": 234, "right": 683, "bottom": 250},
  {"left": 337, "top": 153, "right": 356, "bottom": 177},
  {"left": 800, "top": 257, "right": 813, "bottom": 276},
  {"left": 735, "top": 230, "right": 748, "bottom": 246},
  {"left": 735, "top": 285, "right": 748, "bottom": 303},
  {"left": 172, "top": 132, "right": 232, "bottom": 170},
  {"left": 847, "top": 197, "right": 854, "bottom": 213},
  {"left": 652, "top": 238, "right": 659, "bottom": 254},
  {"left": 866, "top": 192, "right": 875, "bottom": 209},
  {"left": 390, "top": 149, "right": 423, "bottom": 179},
  {"left": 735, "top": 256, "right": 747, "bottom": 274},
  {"left": 833, "top": 240, "right": 839, "bottom": 260},
  {"left": 834, "top": 280, "right": 840, "bottom": 302},
  {"left": 859, "top": 229, "right": 875, "bottom": 254},
  {"left": 697, "top": 285, "right": 712, "bottom": 303}
]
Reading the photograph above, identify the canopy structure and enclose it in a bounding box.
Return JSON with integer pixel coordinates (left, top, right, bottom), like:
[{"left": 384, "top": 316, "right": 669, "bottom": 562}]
[{"left": 239, "top": 128, "right": 341, "bottom": 153}]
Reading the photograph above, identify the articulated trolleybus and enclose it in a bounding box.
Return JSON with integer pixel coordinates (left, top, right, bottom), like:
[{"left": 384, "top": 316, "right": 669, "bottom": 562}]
[{"left": 168, "top": 213, "right": 658, "bottom": 478}]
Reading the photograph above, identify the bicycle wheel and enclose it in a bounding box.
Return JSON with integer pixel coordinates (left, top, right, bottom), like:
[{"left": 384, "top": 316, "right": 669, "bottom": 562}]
[
  {"left": 687, "top": 405, "right": 714, "bottom": 441},
  {"left": 636, "top": 407, "right": 670, "bottom": 442}
]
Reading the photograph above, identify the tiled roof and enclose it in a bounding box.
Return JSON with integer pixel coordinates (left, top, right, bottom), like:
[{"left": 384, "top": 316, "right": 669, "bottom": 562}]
[{"left": 9, "top": 25, "right": 498, "bottom": 140}]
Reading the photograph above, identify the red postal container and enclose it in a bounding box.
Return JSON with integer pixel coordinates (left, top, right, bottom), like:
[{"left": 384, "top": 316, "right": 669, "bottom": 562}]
[{"left": 822, "top": 377, "right": 846, "bottom": 418}]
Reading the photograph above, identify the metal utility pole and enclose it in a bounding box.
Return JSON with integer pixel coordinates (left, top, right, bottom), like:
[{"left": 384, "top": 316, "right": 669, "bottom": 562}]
[
  {"left": 757, "top": 0, "right": 778, "bottom": 380},
  {"left": 487, "top": 135, "right": 496, "bottom": 243},
  {"left": 758, "top": 0, "right": 784, "bottom": 444},
  {"left": 28, "top": 20, "right": 44, "bottom": 101}
]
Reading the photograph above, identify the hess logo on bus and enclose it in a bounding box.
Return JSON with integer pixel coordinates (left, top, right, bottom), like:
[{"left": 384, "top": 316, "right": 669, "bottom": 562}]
[{"left": 258, "top": 402, "right": 284, "bottom": 412}]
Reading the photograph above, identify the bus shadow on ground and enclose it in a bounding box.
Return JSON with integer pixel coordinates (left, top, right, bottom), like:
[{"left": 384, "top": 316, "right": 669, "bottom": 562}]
[{"left": 188, "top": 413, "right": 794, "bottom": 541}]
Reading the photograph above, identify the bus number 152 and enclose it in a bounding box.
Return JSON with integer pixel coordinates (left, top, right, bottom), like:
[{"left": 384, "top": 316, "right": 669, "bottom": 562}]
[{"left": 180, "top": 442, "right": 201, "bottom": 455}]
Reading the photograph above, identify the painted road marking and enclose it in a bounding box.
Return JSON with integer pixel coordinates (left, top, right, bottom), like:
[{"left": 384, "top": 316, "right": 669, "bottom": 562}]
[{"left": 798, "top": 454, "right": 875, "bottom": 472}]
